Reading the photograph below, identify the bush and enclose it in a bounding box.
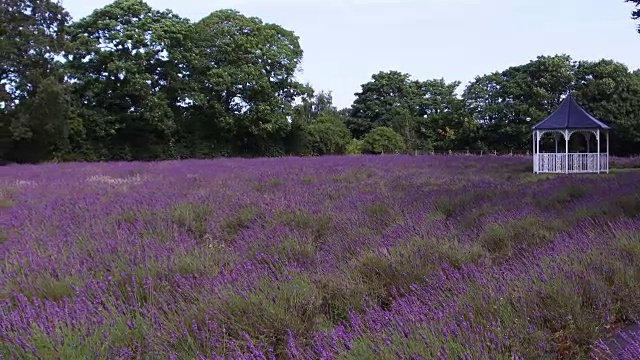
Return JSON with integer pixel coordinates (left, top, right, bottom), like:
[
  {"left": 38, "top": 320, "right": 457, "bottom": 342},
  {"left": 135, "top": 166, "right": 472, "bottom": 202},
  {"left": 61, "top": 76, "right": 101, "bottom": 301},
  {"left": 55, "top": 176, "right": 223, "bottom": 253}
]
[
  {"left": 346, "top": 138, "right": 363, "bottom": 155},
  {"left": 215, "top": 275, "right": 321, "bottom": 356},
  {"left": 534, "top": 184, "right": 587, "bottom": 211},
  {"left": 361, "top": 127, "right": 406, "bottom": 154},
  {"left": 480, "top": 216, "right": 560, "bottom": 256},
  {"left": 304, "top": 114, "right": 352, "bottom": 155}
]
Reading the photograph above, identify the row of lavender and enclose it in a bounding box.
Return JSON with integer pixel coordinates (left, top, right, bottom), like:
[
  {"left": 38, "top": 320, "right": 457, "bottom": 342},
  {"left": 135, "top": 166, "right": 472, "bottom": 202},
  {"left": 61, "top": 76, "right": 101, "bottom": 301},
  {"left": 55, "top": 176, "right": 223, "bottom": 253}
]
[{"left": 1, "top": 155, "right": 640, "bottom": 359}]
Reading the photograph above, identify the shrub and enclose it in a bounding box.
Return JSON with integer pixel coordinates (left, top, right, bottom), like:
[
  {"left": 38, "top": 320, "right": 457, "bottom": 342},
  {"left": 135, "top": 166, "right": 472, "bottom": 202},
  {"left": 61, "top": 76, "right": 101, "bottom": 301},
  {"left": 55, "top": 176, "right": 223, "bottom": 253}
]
[
  {"left": 274, "top": 210, "right": 333, "bottom": 243},
  {"left": 170, "top": 202, "right": 211, "bottom": 240},
  {"left": 614, "top": 191, "right": 640, "bottom": 217},
  {"left": 363, "top": 202, "right": 398, "bottom": 229},
  {"left": 480, "top": 224, "right": 512, "bottom": 255},
  {"left": 534, "top": 184, "right": 587, "bottom": 210},
  {"left": 215, "top": 275, "right": 322, "bottom": 356},
  {"left": 12, "top": 313, "right": 149, "bottom": 360},
  {"left": 304, "top": 114, "right": 352, "bottom": 155},
  {"left": 351, "top": 237, "right": 487, "bottom": 310},
  {"left": 361, "top": 127, "right": 406, "bottom": 154},
  {"left": 346, "top": 138, "right": 363, "bottom": 155},
  {"left": 0, "top": 198, "right": 12, "bottom": 208},
  {"left": 480, "top": 216, "right": 559, "bottom": 256},
  {"left": 0, "top": 228, "right": 7, "bottom": 244},
  {"left": 262, "top": 237, "right": 318, "bottom": 264},
  {"left": 576, "top": 188, "right": 640, "bottom": 220},
  {"left": 173, "top": 245, "right": 234, "bottom": 276},
  {"left": 433, "top": 189, "right": 499, "bottom": 219},
  {"left": 315, "top": 273, "right": 371, "bottom": 325},
  {"left": 254, "top": 178, "right": 283, "bottom": 192},
  {"left": 219, "top": 206, "right": 261, "bottom": 242}
]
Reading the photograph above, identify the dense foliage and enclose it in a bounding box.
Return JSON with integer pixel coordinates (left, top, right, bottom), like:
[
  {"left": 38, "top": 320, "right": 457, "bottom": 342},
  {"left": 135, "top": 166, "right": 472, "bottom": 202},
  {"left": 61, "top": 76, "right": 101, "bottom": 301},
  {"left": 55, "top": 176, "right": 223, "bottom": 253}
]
[
  {"left": 2, "top": 156, "right": 640, "bottom": 358},
  {"left": 361, "top": 126, "right": 406, "bottom": 154},
  {"left": 630, "top": 0, "right": 640, "bottom": 32},
  {"left": 1, "top": 0, "right": 640, "bottom": 163}
]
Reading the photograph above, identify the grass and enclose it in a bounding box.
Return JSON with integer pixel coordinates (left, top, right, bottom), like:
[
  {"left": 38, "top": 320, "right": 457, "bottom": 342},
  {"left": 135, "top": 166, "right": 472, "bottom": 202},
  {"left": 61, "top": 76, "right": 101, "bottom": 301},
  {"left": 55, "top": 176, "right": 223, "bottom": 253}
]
[
  {"left": 219, "top": 206, "right": 262, "bottom": 242},
  {"left": 0, "top": 227, "right": 8, "bottom": 244},
  {"left": 254, "top": 178, "right": 284, "bottom": 192},
  {"left": 480, "top": 216, "right": 561, "bottom": 257},
  {"left": 273, "top": 210, "right": 333, "bottom": 242},
  {"left": 0, "top": 198, "right": 12, "bottom": 208},
  {"left": 170, "top": 201, "right": 211, "bottom": 240}
]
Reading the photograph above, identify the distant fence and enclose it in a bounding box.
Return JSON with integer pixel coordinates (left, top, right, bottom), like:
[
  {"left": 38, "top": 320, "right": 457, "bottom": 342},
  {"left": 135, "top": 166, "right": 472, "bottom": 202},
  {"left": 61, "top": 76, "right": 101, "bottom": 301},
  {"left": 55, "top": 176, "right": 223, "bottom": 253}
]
[
  {"left": 407, "top": 150, "right": 640, "bottom": 158},
  {"left": 409, "top": 149, "right": 532, "bottom": 157},
  {"left": 401, "top": 150, "right": 640, "bottom": 169}
]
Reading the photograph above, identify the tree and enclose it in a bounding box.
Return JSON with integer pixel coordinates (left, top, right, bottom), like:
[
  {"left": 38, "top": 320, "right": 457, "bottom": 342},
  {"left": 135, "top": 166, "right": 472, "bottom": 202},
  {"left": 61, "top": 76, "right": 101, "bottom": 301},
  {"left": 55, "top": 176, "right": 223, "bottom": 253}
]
[
  {"left": 0, "top": 0, "right": 69, "bottom": 109},
  {"left": 0, "top": 0, "right": 71, "bottom": 162},
  {"left": 628, "top": 0, "right": 640, "bottom": 33},
  {"left": 286, "top": 88, "right": 350, "bottom": 155},
  {"left": 361, "top": 126, "right": 405, "bottom": 154},
  {"left": 573, "top": 59, "right": 640, "bottom": 155},
  {"left": 8, "top": 77, "right": 74, "bottom": 162},
  {"left": 346, "top": 138, "right": 363, "bottom": 155},
  {"left": 65, "top": 0, "right": 193, "bottom": 160},
  {"left": 291, "top": 86, "right": 336, "bottom": 123},
  {"left": 463, "top": 55, "right": 575, "bottom": 151},
  {"left": 189, "top": 9, "right": 305, "bottom": 156},
  {"left": 350, "top": 71, "right": 470, "bottom": 152},
  {"left": 412, "top": 79, "right": 473, "bottom": 151},
  {"left": 349, "top": 71, "right": 421, "bottom": 136},
  {"left": 342, "top": 108, "right": 373, "bottom": 140},
  {"left": 304, "top": 113, "right": 351, "bottom": 155},
  {"left": 4, "top": 0, "right": 640, "bottom": 162}
]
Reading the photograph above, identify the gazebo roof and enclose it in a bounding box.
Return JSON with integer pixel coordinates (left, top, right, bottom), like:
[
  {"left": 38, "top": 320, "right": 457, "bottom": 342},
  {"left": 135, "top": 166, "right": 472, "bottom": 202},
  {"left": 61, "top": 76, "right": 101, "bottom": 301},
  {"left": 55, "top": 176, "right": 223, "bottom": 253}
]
[{"left": 531, "top": 93, "right": 611, "bottom": 131}]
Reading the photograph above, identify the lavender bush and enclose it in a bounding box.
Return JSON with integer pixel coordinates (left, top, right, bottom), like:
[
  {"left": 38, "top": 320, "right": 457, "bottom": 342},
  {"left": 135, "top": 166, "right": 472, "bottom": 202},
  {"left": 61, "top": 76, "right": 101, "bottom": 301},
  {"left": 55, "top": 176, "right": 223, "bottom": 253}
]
[
  {"left": 610, "top": 156, "right": 640, "bottom": 169},
  {"left": 1, "top": 155, "right": 640, "bottom": 359}
]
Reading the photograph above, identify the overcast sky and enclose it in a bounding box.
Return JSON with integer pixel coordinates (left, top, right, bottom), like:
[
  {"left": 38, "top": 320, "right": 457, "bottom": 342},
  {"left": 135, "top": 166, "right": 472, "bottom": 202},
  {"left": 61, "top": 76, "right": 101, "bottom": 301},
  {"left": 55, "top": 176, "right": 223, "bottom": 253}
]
[{"left": 61, "top": 0, "right": 640, "bottom": 109}]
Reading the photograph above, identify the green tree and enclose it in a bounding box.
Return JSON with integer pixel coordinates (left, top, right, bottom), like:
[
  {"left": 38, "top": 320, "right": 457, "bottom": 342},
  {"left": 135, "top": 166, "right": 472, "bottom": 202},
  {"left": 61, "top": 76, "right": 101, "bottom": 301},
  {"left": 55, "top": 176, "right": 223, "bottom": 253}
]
[
  {"left": 350, "top": 71, "right": 469, "bottom": 151},
  {"left": 361, "top": 126, "right": 406, "bottom": 154},
  {"left": 0, "top": 0, "right": 69, "bottom": 109},
  {"left": 8, "top": 77, "right": 74, "bottom": 162},
  {"left": 189, "top": 9, "right": 305, "bottom": 156},
  {"left": 304, "top": 113, "right": 351, "bottom": 155},
  {"left": 346, "top": 138, "right": 363, "bottom": 155},
  {"left": 413, "top": 78, "right": 473, "bottom": 151},
  {"left": 287, "top": 88, "right": 350, "bottom": 155},
  {"left": 342, "top": 107, "right": 372, "bottom": 140},
  {"left": 573, "top": 59, "right": 640, "bottom": 155},
  {"left": 349, "top": 71, "right": 421, "bottom": 136},
  {"left": 291, "top": 86, "right": 336, "bottom": 123},
  {"left": 65, "top": 0, "right": 193, "bottom": 160},
  {"left": 463, "top": 55, "right": 575, "bottom": 151},
  {"left": 0, "top": 0, "right": 71, "bottom": 162},
  {"left": 628, "top": 0, "right": 640, "bottom": 33}
]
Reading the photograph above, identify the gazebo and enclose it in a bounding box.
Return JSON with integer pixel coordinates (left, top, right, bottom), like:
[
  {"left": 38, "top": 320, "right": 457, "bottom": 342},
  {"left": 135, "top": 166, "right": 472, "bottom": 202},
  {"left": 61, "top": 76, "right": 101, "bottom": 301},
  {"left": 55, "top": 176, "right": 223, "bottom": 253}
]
[{"left": 531, "top": 94, "right": 610, "bottom": 174}]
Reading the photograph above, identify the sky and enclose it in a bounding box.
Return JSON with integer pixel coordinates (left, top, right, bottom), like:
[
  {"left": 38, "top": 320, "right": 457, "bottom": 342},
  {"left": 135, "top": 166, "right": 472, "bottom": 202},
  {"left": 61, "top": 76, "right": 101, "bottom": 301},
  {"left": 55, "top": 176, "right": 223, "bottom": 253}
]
[{"left": 60, "top": 0, "right": 640, "bottom": 109}]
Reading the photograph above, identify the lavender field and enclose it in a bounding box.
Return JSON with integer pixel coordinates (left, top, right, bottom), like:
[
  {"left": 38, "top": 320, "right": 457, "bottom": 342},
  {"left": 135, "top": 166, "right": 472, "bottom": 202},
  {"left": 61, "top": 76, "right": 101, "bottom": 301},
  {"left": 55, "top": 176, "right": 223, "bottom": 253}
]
[{"left": 2, "top": 155, "right": 640, "bottom": 359}]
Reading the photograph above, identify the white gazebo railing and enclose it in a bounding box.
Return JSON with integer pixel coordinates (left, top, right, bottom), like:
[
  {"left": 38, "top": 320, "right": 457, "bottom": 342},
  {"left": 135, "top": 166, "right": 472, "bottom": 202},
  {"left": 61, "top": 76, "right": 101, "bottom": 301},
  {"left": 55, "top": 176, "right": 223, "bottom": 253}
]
[{"left": 535, "top": 153, "right": 608, "bottom": 173}]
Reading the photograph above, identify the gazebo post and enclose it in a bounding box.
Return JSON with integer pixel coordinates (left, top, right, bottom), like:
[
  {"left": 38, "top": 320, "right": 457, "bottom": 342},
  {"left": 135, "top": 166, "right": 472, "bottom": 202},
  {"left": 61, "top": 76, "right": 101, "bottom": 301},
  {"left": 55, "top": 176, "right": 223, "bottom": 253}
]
[
  {"left": 532, "top": 131, "right": 536, "bottom": 173},
  {"left": 536, "top": 130, "right": 541, "bottom": 173},
  {"left": 606, "top": 131, "right": 609, "bottom": 173},
  {"left": 586, "top": 132, "right": 590, "bottom": 153},
  {"left": 565, "top": 129, "right": 569, "bottom": 174},
  {"left": 537, "top": 131, "right": 540, "bottom": 173},
  {"left": 597, "top": 129, "right": 601, "bottom": 174}
]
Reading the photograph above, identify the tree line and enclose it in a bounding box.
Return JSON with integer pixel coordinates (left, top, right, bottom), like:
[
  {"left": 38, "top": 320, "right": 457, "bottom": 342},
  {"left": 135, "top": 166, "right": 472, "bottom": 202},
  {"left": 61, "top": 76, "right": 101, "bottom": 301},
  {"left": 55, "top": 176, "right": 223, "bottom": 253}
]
[{"left": 2, "top": 0, "right": 640, "bottom": 163}]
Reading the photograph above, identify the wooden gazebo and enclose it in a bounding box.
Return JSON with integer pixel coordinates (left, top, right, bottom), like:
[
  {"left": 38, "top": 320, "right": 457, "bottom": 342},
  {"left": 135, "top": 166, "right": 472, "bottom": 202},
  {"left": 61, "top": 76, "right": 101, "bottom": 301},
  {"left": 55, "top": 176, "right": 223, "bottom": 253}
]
[{"left": 532, "top": 94, "right": 610, "bottom": 174}]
